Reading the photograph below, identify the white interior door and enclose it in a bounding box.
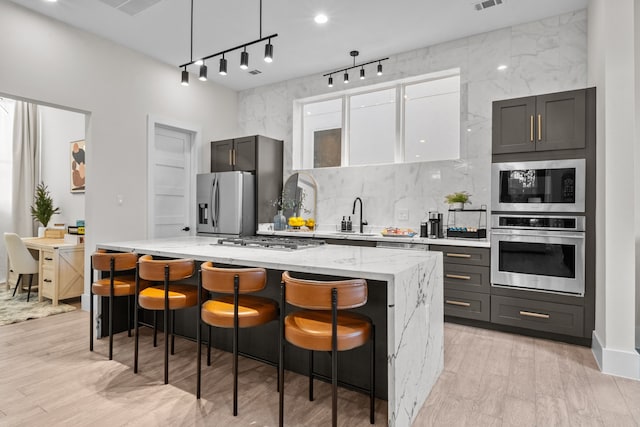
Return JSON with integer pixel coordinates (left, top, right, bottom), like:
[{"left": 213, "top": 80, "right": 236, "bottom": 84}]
[{"left": 150, "top": 125, "right": 193, "bottom": 238}]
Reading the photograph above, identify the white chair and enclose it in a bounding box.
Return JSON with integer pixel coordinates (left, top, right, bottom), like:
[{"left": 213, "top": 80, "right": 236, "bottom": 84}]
[{"left": 4, "top": 232, "right": 39, "bottom": 302}]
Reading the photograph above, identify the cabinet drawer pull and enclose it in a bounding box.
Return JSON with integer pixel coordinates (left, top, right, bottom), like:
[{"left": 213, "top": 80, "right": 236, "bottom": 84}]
[
  {"left": 446, "top": 253, "right": 471, "bottom": 258},
  {"left": 537, "top": 114, "right": 542, "bottom": 141},
  {"left": 232, "top": 149, "right": 236, "bottom": 165},
  {"left": 530, "top": 115, "right": 534, "bottom": 142},
  {"left": 446, "top": 300, "right": 471, "bottom": 307},
  {"left": 44, "top": 279, "right": 53, "bottom": 283},
  {"left": 228, "top": 150, "right": 233, "bottom": 166},
  {"left": 44, "top": 257, "right": 53, "bottom": 261},
  {"left": 519, "top": 310, "right": 549, "bottom": 319},
  {"left": 446, "top": 274, "right": 471, "bottom": 280}
]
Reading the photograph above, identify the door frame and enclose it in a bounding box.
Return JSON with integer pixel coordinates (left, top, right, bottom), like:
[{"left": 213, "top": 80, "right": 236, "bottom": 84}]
[{"left": 147, "top": 115, "right": 201, "bottom": 238}]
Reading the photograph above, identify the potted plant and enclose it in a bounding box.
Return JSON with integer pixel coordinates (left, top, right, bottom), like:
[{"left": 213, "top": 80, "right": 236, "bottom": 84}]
[
  {"left": 444, "top": 191, "right": 471, "bottom": 210},
  {"left": 31, "top": 182, "right": 61, "bottom": 236}
]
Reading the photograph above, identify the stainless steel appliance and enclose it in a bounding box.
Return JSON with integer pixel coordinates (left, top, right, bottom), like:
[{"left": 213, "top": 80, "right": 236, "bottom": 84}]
[
  {"left": 491, "top": 214, "right": 585, "bottom": 295},
  {"left": 196, "top": 172, "right": 255, "bottom": 236},
  {"left": 491, "top": 159, "right": 586, "bottom": 213},
  {"left": 428, "top": 212, "right": 443, "bottom": 238},
  {"left": 216, "top": 236, "right": 325, "bottom": 250}
]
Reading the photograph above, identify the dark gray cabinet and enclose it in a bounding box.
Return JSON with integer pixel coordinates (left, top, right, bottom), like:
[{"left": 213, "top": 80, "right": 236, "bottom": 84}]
[
  {"left": 211, "top": 135, "right": 283, "bottom": 225},
  {"left": 493, "top": 89, "right": 586, "bottom": 154},
  {"left": 431, "top": 245, "right": 491, "bottom": 322}
]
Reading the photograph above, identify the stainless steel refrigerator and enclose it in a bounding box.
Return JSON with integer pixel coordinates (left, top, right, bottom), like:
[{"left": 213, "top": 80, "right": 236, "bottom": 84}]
[{"left": 196, "top": 171, "right": 255, "bottom": 236}]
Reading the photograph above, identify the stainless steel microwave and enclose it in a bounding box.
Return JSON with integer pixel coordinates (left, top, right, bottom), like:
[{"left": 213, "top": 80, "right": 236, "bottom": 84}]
[{"left": 491, "top": 159, "right": 586, "bottom": 213}]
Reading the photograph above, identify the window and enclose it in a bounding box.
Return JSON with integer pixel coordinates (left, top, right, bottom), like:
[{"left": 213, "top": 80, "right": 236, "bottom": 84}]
[{"left": 295, "top": 69, "right": 460, "bottom": 169}]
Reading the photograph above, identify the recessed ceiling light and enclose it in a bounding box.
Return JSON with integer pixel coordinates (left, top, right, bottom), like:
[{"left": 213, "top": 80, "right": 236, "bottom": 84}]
[
  {"left": 497, "top": 64, "right": 508, "bottom": 71},
  {"left": 419, "top": 139, "right": 426, "bottom": 143},
  {"left": 314, "top": 14, "right": 328, "bottom": 24},
  {"left": 45, "top": 0, "right": 58, "bottom": 2},
  {"left": 467, "top": 128, "right": 472, "bottom": 132}
]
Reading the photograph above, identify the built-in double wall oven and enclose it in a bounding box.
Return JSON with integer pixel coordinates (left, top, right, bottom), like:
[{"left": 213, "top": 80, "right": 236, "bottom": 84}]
[{"left": 491, "top": 159, "right": 586, "bottom": 296}]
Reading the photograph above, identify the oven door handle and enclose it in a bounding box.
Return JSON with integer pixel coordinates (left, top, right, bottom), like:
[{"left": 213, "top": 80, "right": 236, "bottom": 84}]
[{"left": 491, "top": 229, "right": 585, "bottom": 239}]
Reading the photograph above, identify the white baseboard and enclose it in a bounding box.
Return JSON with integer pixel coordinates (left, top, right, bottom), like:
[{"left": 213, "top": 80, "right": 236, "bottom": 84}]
[{"left": 592, "top": 330, "right": 640, "bottom": 380}]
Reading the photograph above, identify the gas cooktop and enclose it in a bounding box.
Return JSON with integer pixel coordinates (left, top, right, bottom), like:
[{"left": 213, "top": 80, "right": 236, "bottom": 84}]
[{"left": 216, "top": 236, "right": 326, "bottom": 251}]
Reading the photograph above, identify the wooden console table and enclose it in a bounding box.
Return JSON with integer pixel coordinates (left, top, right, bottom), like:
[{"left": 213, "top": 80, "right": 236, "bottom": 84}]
[{"left": 21, "top": 238, "right": 84, "bottom": 306}]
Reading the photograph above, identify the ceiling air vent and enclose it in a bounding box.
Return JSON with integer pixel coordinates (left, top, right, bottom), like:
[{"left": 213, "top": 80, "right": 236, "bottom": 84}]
[
  {"left": 99, "top": 0, "right": 163, "bottom": 16},
  {"left": 475, "top": 0, "right": 503, "bottom": 11},
  {"left": 248, "top": 69, "right": 263, "bottom": 75}
]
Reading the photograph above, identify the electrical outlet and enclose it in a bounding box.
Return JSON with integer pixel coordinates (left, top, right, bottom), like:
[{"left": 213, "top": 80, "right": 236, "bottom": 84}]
[{"left": 398, "top": 209, "right": 409, "bottom": 221}]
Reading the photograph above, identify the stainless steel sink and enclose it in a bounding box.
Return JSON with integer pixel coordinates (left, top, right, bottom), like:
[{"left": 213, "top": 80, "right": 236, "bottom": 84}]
[{"left": 330, "top": 231, "right": 378, "bottom": 237}]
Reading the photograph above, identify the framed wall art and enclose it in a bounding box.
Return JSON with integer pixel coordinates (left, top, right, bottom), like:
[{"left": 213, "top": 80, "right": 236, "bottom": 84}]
[{"left": 70, "top": 139, "right": 86, "bottom": 193}]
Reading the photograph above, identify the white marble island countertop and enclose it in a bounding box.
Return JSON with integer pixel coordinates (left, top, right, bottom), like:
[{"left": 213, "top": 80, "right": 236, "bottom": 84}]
[{"left": 96, "top": 236, "right": 444, "bottom": 427}]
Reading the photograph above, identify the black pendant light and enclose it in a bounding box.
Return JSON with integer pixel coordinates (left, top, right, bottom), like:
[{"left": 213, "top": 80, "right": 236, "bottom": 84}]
[
  {"left": 344, "top": 72, "right": 349, "bottom": 84},
  {"left": 377, "top": 62, "right": 383, "bottom": 76},
  {"left": 181, "top": 67, "right": 189, "bottom": 86},
  {"left": 240, "top": 48, "right": 249, "bottom": 70},
  {"left": 360, "top": 67, "right": 365, "bottom": 80},
  {"left": 219, "top": 55, "right": 228, "bottom": 75},
  {"left": 328, "top": 75, "right": 333, "bottom": 87},
  {"left": 199, "top": 63, "right": 208, "bottom": 81},
  {"left": 323, "top": 50, "right": 388, "bottom": 87},
  {"left": 264, "top": 39, "right": 273, "bottom": 63}
]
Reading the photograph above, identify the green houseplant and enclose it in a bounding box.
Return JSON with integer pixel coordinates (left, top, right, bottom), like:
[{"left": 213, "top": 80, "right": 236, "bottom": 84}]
[
  {"left": 444, "top": 191, "right": 471, "bottom": 210},
  {"left": 30, "top": 182, "right": 61, "bottom": 228}
]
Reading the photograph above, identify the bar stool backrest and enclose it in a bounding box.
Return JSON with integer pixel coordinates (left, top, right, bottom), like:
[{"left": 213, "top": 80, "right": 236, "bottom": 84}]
[
  {"left": 281, "top": 271, "right": 367, "bottom": 310},
  {"left": 137, "top": 254, "right": 195, "bottom": 281},
  {"left": 92, "top": 250, "right": 138, "bottom": 272},
  {"left": 201, "top": 261, "right": 267, "bottom": 293}
]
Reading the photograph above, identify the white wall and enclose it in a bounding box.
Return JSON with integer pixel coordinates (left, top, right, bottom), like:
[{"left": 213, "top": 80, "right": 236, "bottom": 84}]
[
  {"left": 0, "top": 2, "right": 239, "bottom": 306},
  {"left": 238, "top": 11, "right": 588, "bottom": 229},
  {"left": 0, "top": 98, "right": 15, "bottom": 282},
  {"left": 588, "top": 0, "right": 640, "bottom": 379},
  {"left": 39, "top": 105, "right": 86, "bottom": 227}
]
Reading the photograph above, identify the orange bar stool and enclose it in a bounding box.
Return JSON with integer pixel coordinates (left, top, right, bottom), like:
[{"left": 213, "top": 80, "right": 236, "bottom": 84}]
[
  {"left": 90, "top": 250, "right": 150, "bottom": 360},
  {"left": 134, "top": 255, "right": 197, "bottom": 384},
  {"left": 279, "top": 271, "right": 375, "bottom": 427},
  {"left": 197, "top": 261, "right": 278, "bottom": 416}
]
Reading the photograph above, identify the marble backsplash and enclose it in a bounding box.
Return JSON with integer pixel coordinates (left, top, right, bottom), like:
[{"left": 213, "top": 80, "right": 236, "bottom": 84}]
[{"left": 237, "top": 10, "right": 588, "bottom": 229}]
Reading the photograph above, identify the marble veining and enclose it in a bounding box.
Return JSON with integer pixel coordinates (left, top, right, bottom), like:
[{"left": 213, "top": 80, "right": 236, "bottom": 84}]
[
  {"left": 237, "top": 10, "right": 587, "bottom": 231},
  {"left": 97, "top": 236, "right": 443, "bottom": 426}
]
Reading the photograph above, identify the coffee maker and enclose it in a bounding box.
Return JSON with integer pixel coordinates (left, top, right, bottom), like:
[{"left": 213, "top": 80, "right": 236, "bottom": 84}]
[{"left": 428, "top": 211, "right": 444, "bottom": 238}]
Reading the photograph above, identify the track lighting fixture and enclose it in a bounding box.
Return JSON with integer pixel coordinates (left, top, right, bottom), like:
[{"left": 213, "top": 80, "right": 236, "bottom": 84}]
[
  {"left": 323, "top": 50, "right": 388, "bottom": 88},
  {"left": 240, "top": 48, "right": 249, "bottom": 70},
  {"left": 181, "top": 67, "right": 189, "bottom": 86},
  {"left": 219, "top": 55, "right": 228, "bottom": 75},
  {"left": 199, "top": 63, "right": 208, "bottom": 81},
  {"left": 179, "top": 0, "right": 277, "bottom": 84}
]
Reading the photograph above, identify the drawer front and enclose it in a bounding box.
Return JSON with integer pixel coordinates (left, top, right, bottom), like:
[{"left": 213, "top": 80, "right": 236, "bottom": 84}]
[
  {"left": 491, "top": 295, "right": 584, "bottom": 337},
  {"left": 444, "top": 264, "right": 490, "bottom": 294},
  {"left": 430, "top": 245, "right": 490, "bottom": 267},
  {"left": 444, "top": 289, "right": 490, "bottom": 322},
  {"left": 41, "top": 250, "right": 55, "bottom": 268},
  {"left": 41, "top": 267, "right": 56, "bottom": 297}
]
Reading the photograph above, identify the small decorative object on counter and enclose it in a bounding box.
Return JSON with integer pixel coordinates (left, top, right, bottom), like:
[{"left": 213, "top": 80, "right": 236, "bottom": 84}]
[
  {"left": 346, "top": 216, "right": 352, "bottom": 232},
  {"left": 287, "top": 216, "right": 305, "bottom": 229},
  {"left": 381, "top": 227, "right": 417, "bottom": 237},
  {"left": 420, "top": 212, "right": 429, "bottom": 237},
  {"left": 341, "top": 216, "right": 347, "bottom": 232},
  {"left": 444, "top": 191, "right": 471, "bottom": 211},
  {"left": 273, "top": 210, "right": 287, "bottom": 231},
  {"left": 305, "top": 218, "right": 315, "bottom": 230}
]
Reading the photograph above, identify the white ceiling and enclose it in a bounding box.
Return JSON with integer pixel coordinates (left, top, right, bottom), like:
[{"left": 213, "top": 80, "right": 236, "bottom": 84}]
[{"left": 10, "top": 0, "right": 589, "bottom": 91}]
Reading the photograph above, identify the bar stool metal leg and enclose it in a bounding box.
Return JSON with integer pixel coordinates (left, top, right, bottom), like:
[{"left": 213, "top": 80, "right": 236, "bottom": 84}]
[
  {"left": 331, "top": 288, "right": 338, "bottom": 427},
  {"left": 90, "top": 266, "right": 94, "bottom": 352},
  {"left": 171, "top": 310, "right": 176, "bottom": 355},
  {"left": 163, "top": 265, "right": 170, "bottom": 385},
  {"left": 370, "top": 323, "right": 376, "bottom": 424},
  {"left": 153, "top": 312, "right": 158, "bottom": 347},
  {"left": 278, "top": 281, "right": 286, "bottom": 427},
  {"left": 309, "top": 350, "right": 314, "bottom": 401},
  {"left": 127, "top": 294, "right": 132, "bottom": 337},
  {"left": 232, "top": 275, "right": 239, "bottom": 416},
  {"left": 134, "top": 267, "right": 140, "bottom": 374},
  {"left": 196, "top": 270, "right": 202, "bottom": 399}
]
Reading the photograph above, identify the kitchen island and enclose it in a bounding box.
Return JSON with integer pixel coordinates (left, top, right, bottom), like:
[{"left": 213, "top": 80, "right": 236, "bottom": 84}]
[{"left": 97, "top": 236, "right": 443, "bottom": 427}]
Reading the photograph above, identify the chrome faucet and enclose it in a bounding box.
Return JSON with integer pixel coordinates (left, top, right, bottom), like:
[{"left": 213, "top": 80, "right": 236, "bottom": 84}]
[{"left": 352, "top": 197, "right": 368, "bottom": 233}]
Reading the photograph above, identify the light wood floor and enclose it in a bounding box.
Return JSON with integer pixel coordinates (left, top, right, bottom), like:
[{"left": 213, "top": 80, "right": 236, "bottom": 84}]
[{"left": 1, "top": 311, "right": 639, "bottom": 426}]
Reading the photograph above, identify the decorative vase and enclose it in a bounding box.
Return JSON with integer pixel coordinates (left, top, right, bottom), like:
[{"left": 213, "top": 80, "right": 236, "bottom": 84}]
[
  {"left": 37, "top": 226, "right": 46, "bottom": 237},
  {"left": 451, "top": 202, "right": 464, "bottom": 211},
  {"left": 273, "top": 210, "right": 287, "bottom": 231}
]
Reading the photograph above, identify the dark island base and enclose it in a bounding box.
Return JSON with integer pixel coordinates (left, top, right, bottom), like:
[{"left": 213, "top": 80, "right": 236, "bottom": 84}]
[
  {"left": 100, "top": 265, "right": 389, "bottom": 400},
  {"left": 445, "top": 316, "right": 592, "bottom": 347}
]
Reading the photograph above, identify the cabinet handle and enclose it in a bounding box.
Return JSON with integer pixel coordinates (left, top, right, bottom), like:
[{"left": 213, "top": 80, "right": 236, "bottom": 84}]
[
  {"left": 228, "top": 150, "right": 233, "bottom": 166},
  {"left": 232, "top": 149, "right": 236, "bottom": 166},
  {"left": 446, "top": 253, "right": 471, "bottom": 259},
  {"left": 519, "top": 310, "right": 549, "bottom": 319},
  {"left": 44, "top": 279, "right": 52, "bottom": 283},
  {"left": 446, "top": 300, "right": 471, "bottom": 307},
  {"left": 44, "top": 257, "right": 53, "bottom": 261},
  {"left": 530, "top": 115, "right": 534, "bottom": 142},
  {"left": 446, "top": 274, "right": 471, "bottom": 280},
  {"left": 537, "top": 114, "right": 542, "bottom": 141}
]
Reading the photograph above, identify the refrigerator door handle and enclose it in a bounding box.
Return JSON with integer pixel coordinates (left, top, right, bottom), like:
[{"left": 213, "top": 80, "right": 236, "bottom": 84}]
[
  {"left": 210, "top": 176, "right": 217, "bottom": 228},
  {"left": 214, "top": 175, "right": 220, "bottom": 229}
]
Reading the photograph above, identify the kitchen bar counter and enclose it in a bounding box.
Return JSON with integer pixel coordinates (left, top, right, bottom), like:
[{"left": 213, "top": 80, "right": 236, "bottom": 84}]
[
  {"left": 97, "top": 236, "right": 443, "bottom": 427},
  {"left": 257, "top": 228, "right": 491, "bottom": 248}
]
